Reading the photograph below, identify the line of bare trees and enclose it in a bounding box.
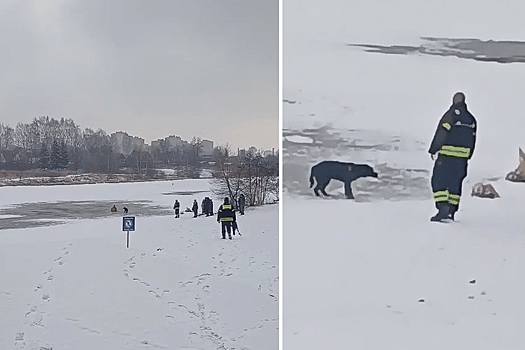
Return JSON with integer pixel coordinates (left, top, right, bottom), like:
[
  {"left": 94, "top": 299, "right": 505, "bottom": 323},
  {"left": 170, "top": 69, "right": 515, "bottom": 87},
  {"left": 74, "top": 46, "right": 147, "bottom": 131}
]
[
  {"left": 0, "top": 117, "right": 107, "bottom": 171},
  {"left": 211, "top": 145, "right": 279, "bottom": 207},
  {"left": 0, "top": 117, "right": 205, "bottom": 176}
]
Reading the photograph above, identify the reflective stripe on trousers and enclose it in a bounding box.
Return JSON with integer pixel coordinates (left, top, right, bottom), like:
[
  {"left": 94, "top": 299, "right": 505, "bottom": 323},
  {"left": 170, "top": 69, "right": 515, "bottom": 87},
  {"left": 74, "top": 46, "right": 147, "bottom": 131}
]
[{"left": 433, "top": 190, "right": 461, "bottom": 206}]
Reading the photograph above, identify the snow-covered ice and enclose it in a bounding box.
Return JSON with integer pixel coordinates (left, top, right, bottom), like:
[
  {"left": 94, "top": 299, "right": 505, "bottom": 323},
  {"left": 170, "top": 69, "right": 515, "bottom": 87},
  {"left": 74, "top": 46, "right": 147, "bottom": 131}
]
[
  {"left": 284, "top": 0, "right": 525, "bottom": 349},
  {"left": 0, "top": 180, "right": 278, "bottom": 350},
  {"left": 284, "top": 183, "right": 525, "bottom": 349}
]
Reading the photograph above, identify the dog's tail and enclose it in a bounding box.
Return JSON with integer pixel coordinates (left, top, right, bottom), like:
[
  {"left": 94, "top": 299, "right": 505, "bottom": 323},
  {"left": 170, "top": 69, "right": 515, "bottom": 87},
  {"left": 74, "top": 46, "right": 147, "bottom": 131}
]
[{"left": 309, "top": 167, "right": 315, "bottom": 188}]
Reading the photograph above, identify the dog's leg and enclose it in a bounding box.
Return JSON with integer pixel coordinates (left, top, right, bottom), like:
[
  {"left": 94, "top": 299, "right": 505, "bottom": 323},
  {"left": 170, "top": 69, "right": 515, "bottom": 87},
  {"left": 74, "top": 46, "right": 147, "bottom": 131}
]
[
  {"left": 345, "top": 181, "right": 355, "bottom": 199},
  {"left": 319, "top": 178, "right": 331, "bottom": 196}
]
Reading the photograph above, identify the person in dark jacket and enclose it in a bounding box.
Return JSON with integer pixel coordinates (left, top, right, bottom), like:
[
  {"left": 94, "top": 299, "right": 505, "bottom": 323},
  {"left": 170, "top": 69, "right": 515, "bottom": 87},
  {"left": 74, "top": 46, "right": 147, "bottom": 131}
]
[
  {"left": 202, "top": 198, "right": 207, "bottom": 216},
  {"left": 209, "top": 198, "right": 214, "bottom": 216},
  {"left": 428, "top": 92, "right": 477, "bottom": 222},
  {"left": 203, "top": 197, "right": 212, "bottom": 216},
  {"left": 111, "top": 205, "right": 118, "bottom": 213},
  {"left": 206, "top": 197, "right": 213, "bottom": 216},
  {"left": 238, "top": 194, "right": 246, "bottom": 215},
  {"left": 173, "top": 200, "right": 180, "bottom": 218},
  {"left": 192, "top": 199, "right": 199, "bottom": 218},
  {"left": 217, "top": 197, "right": 236, "bottom": 239}
]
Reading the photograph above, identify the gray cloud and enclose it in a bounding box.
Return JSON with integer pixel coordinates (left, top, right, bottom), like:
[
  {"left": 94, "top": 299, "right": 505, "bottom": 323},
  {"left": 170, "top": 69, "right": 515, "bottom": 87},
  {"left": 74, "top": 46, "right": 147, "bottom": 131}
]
[{"left": 0, "top": 0, "right": 278, "bottom": 150}]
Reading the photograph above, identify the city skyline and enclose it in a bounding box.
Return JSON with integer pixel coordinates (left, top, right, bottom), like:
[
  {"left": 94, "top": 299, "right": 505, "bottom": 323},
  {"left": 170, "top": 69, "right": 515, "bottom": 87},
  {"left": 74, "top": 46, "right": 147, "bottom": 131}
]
[{"left": 112, "top": 130, "right": 279, "bottom": 155}]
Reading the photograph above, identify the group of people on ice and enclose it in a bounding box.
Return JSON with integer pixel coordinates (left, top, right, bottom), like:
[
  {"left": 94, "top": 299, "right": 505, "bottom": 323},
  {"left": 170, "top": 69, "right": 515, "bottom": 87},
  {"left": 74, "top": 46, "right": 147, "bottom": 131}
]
[
  {"left": 172, "top": 194, "right": 247, "bottom": 239},
  {"left": 110, "top": 205, "right": 128, "bottom": 214},
  {"left": 201, "top": 197, "right": 214, "bottom": 217}
]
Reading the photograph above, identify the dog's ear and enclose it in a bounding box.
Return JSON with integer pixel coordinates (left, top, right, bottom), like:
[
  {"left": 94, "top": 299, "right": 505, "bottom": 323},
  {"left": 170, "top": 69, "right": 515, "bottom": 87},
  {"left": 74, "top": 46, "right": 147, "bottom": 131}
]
[{"left": 347, "top": 165, "right": 352, "bottom": 172}]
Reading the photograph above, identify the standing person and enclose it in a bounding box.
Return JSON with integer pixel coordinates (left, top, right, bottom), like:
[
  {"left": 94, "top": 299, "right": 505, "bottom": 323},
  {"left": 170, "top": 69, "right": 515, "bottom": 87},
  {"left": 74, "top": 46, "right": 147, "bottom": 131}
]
[
  {"left": 217, "top": 197, "right": 235, "bottom": 239},
  {"left": 192, "top": 199, "right": 199, "bottom": 218},
  {"left": 201, "top": 198, "right": 207, "bottom": 216},
  {"left": 173, "top": 200, "right": 180, "bottom": 218},
  {"left": 209, "top": 198, "right": 214, "bottom": 216},
  {"left": 204, "top": 197, "right": 211, "bottom": 216},
  {"left": 206, "top": 197, "right": 212, "bottom": 216},
  {"left": 238, "top": 194, "right": 246, "bottom": 215},
  {"left": 428, "top": 92, "right": 477, "bottom": 222}
]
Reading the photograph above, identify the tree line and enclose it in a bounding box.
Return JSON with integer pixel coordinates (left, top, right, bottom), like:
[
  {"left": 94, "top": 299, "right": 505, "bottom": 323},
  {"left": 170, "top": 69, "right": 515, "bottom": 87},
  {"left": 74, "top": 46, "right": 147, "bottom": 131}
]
[{"left": 0, "top": 117, "right": 279, "bottom": 187}]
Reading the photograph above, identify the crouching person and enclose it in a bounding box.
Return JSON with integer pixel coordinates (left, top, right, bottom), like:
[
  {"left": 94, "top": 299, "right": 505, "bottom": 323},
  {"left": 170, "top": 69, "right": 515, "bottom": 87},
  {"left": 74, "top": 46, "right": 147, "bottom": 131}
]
[{"left": 217, "top": 197, "right": 235, "bottom": 240}]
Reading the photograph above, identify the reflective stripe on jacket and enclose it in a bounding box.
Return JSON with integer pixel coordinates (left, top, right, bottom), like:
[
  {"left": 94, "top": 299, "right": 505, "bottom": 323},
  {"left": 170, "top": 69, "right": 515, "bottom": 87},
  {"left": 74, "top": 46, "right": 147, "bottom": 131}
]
[
  {"left": 428, "top": 101, "right": 477, "bottom": 160},
  {"left": 218, "top": 204, "right": 235, "bottom": 222}
]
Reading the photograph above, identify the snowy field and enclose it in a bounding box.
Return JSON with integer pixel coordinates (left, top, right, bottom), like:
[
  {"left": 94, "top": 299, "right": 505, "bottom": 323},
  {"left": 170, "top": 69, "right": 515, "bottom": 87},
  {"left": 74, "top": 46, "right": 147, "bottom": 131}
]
[
  {"left": 284, "top": 0, "right": 525, "bottom": 349},
  {"left": 0, "top": 180, "right": 278, "bottom": 350}
]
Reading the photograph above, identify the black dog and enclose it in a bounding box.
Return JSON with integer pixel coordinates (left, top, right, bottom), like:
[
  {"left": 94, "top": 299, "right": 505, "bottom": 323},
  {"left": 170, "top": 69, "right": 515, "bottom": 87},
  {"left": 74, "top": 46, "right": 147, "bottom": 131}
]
[{"left": 309, "top": 161, "right": 378, "bottom": 199}]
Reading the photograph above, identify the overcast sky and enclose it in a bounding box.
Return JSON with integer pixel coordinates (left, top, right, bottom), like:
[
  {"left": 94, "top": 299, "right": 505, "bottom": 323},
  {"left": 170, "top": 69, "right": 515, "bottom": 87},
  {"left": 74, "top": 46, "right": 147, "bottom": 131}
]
[{"left": 0, "top": 0, "right": 278, "bottom": 151}]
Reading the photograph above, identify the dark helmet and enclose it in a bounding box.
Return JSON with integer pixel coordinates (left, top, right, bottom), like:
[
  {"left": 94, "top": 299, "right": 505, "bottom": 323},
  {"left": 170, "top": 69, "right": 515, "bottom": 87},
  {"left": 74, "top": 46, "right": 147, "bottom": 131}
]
[
  {"left": 453, "top": 92, "right": 465, "bottom": 104},
  {"left": 224, "top": 197, "right": 230, "bottom": 204}
]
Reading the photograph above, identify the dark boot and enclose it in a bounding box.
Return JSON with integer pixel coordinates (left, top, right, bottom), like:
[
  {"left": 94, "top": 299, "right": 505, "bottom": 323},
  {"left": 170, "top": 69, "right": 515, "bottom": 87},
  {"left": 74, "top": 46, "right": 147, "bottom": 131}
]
[
  {"left": 430, "top": 203, "right": 451, "bottom": 222},
  {"left": 448, "top": 205, "right": 458, "bottom": 221}
]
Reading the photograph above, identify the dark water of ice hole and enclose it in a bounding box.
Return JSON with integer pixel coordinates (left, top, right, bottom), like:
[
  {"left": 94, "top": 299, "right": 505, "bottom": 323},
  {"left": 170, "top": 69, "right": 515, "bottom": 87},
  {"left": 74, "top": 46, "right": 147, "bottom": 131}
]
[{"left": 0, "top": 200, "right": 173, "bottom": 231}]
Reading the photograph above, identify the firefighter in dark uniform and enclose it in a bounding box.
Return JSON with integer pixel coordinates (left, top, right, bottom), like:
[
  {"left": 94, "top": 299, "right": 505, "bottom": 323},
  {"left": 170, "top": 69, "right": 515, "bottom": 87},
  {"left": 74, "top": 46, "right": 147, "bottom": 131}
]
[
  {"left": 429, "top": 92, "right": 477, "bottom": 222},
  {"left": 217, "top": 197, "right": 236, "bottom": 239},
  {"left": 173, "top": 200, "right": 180, "bottom": 218}
]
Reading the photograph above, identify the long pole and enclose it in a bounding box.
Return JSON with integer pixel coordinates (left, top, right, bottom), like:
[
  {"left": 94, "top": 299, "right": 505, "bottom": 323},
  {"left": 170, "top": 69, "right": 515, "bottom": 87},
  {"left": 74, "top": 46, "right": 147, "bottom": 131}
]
[{"left": 127, "top": 231, "right": 129, "bottom": 248}]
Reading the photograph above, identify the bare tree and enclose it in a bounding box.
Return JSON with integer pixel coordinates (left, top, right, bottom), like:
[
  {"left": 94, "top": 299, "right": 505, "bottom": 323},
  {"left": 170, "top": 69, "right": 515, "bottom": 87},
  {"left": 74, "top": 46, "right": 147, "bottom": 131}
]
[
  {"left": 211, "top": 146, "right": 279, "bottom": 207},
  {"left": 14, "top": 122, "right": 33, "bottom": 150},
  {"left": 0, "top": 123, "right": 14, "bottom": 150},
  {"left": 210, "top": 144, "right": 242, "bottom": 202},
  {"left": 190, "top": 137, "right": 203, "bottom": 166}
]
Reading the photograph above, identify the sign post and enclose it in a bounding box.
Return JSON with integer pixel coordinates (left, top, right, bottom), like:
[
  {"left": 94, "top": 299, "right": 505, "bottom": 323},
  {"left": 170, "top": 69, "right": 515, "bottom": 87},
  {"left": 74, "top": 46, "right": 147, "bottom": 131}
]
[{"left": 122, "top": 216, "right": 136, "bottom": 248}]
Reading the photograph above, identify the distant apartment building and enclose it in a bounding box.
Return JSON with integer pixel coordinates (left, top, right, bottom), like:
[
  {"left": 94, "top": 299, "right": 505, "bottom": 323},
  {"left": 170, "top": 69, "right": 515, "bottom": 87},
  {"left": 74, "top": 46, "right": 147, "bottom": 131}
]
[
  {"left": 201, "top": 139, "right": 213, "bottom": 156},
  {"left": 151, "top": 135, "right": 185, "bottom": 151},
  {"left": 150, "top": 135, "right": 213, "bottom": 157},
  {"left": 110, "top": 131, "right": 148, "bottom": 155},
  {"left": 166, "top": 135, "right": 184, "bottom": 149},
  {"left": 263, "top": 149, "right": 274, "bottom": 157},
  {"left": 238, "top": 149, "right": 246, "bottom": 159},
  {"left": 237, "top": 147, "right": 278, "bottom": 159}
]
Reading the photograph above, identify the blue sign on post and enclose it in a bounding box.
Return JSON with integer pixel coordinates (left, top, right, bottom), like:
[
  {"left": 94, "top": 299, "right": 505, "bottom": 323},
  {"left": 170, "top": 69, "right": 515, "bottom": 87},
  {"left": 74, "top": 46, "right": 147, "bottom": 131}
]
[{"left": 122, "top": 216, "right": 135, "bottom": 248}]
